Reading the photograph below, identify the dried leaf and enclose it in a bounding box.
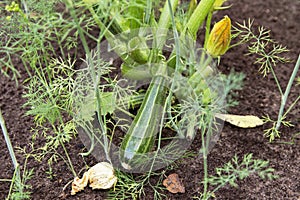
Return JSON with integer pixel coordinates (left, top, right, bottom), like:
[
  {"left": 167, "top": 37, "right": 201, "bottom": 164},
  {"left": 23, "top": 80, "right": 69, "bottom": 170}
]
[
  {"left": 88, "top": 162, "right": 117, "bottom": 190},
  {"left": 71, "top": 172, "right": 89, "bottom": 195},
  {"left": 71, "top": 162, "right": 117, "bottom": 195},
  {"left": 163, "top": 173, "right": 185, "bottom": 194},
  {"left": 215, "top": 113, "right": 264, "bottom": 128}
]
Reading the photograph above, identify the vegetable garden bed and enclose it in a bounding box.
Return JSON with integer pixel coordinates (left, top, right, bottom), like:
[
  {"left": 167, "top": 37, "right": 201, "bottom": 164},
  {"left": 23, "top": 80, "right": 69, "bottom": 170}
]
[{"left": 0, "top": 0, "right": 299, "bottom": 199}]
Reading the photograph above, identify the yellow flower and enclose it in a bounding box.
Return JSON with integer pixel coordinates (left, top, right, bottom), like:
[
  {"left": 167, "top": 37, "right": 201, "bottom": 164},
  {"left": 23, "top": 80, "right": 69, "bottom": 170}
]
[{"left": 206, "top": 16, "right": 231, "bottom": 58}]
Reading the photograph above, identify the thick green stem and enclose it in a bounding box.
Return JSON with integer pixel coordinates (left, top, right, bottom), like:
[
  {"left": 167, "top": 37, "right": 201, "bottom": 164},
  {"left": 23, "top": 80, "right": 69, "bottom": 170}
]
[
  {"left": 145, "top": 0, "right": 152, "bottom": 24},
  {"left": 283, "top": 96, "right": 300, "bottom": 119},
  {"left": 184, "top": 0, "right": 216, "bottom": 39},
  {"left": 158, "top": 0, "right": 178, "bottom": 30},
  {"left": 275, "top": 54, "right": 300, "bottom": 130},
  {"left": 155, "top": 0, "right": 178, "bottom": 52}
]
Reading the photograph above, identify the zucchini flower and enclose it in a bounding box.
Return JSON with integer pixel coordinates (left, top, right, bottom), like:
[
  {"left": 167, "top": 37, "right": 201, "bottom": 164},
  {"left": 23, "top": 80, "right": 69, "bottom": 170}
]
[{"left": 206, "top": 16, "right": 231, "bottom": 58}]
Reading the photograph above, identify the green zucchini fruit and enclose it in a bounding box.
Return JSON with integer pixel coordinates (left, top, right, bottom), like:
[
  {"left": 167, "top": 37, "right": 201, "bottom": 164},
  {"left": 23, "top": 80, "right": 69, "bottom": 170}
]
[{"left": 119, "top": 71, "right": 168, "bottom": 170}]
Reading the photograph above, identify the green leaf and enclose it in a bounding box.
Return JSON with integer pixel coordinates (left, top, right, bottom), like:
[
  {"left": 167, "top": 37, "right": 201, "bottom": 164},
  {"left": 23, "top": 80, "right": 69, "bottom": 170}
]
[
  {"left": 99, "top": 92, "right": 116, "bottom": 115},
  {"left": 77, "top": 92, "right": 116, "bottom": 121}
]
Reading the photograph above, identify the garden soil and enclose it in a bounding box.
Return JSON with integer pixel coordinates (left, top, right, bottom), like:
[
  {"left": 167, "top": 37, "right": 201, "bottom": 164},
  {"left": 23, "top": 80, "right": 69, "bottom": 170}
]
[{"left": 0, "top": 0, "right": 299, "bottom": 199}]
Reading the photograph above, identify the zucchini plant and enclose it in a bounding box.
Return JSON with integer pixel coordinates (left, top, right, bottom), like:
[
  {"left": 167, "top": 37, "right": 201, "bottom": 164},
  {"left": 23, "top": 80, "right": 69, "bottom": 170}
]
[{"left": 71, "top": 0, "right": 241, "bottom": 172}]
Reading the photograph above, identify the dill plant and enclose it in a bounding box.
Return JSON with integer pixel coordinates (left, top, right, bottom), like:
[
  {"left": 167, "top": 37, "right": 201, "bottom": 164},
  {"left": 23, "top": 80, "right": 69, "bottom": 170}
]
[
  {"left": 194, "top": 154, "right": 278, "bottom": 200},
  {"left": 0, "top": 0, "right": 99, "bottom": 180},
  {"left": 233, "top": 19, "right": 300, "bottom": 141}
]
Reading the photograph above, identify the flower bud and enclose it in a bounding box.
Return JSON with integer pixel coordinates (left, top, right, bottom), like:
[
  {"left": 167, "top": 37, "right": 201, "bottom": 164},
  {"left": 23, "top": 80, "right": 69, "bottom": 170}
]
[{"left": 206, "top": 15, "right": 231, "bottom": 58}]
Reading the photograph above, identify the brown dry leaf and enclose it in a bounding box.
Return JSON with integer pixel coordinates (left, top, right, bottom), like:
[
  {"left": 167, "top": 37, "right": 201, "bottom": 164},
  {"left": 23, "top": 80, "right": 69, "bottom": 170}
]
[
  {"left": 163, "top": 173, "right": 185, "bottom": 194},
  {"left": 71, "top": 172, "right": 90, "bottom": 195},
  {"left": 88, "top": 162, "right": 117, "bottom": 190}
]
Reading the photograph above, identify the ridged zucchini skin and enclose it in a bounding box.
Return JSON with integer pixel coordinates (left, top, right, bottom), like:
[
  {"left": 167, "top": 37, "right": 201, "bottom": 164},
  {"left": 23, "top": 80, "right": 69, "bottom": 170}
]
[{"left": 120, "top": 74, "right": 168, "bottom": 170}]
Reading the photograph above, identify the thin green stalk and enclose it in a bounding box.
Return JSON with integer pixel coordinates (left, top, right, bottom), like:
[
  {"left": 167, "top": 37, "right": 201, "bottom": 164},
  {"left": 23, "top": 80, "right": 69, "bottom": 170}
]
[
  {"left": 60, "top": 141, "right": 77, "bottom": 177},
  {"left": 204, "top": 10, "right": 213, "bottom": 49},
  {"left": 116, "top": 107, "right": 136, "bottom": 118},
  {"left": 78, "top": 121, "right": 95, "bottom": 156},
  {"left": 0, "top": 109, "right": 20, "bottom": 179},
  {"left": 0, "top": 108, "right": 23, "bottom": 197},
  {"left": 7, "top": 165, "right": 20, "bottom": 199},
  {"left": 87, "top": 7, "right": 115, "bottom": 39},
  {"left": 275, "top": 54, "right": 300, "bottom": 130},
  {"left": 269, "top": 64, "right": 283, "bottom": 96},
  {"left": 0, "top": 179, "right": 12, "bottom": 182},
  {"left": 145, "top": 0, "right": 152, "bottom": 24},
  {"left": 50, "top": 124, "right": 76, "bottom": 176},
  {"left": 201, "top": 121, "right": 209, "bottom": 198},
  {"left": 198, "top": 112, "right": 215, "bottom": 199},
  {"left": 95, "top": 79, "right": 112, "bottom": 163}
]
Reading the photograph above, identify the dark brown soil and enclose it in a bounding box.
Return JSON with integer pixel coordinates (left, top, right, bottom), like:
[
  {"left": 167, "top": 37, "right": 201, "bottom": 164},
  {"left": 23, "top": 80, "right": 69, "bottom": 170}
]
[{"left": 1, "top": 0, "right": 299, "bottom": 199}]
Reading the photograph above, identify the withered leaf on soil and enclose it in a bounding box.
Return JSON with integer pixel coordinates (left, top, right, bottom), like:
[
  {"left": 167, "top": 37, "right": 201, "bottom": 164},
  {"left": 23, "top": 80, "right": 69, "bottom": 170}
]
[
  {"left": 71, "top": 162, "right": 117, "bottom": 195},
  {"left": 215, "top": 113, "right": 264, "bottom": 128},
  {"left": 163, "top": 173, "right": 185, "bottom": 194}
]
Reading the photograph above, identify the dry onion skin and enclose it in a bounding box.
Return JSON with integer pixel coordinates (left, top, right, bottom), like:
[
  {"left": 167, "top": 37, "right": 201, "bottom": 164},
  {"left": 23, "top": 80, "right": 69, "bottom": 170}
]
[{"left": 71, "top": 162, "right": 117, "bottom": 195}]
